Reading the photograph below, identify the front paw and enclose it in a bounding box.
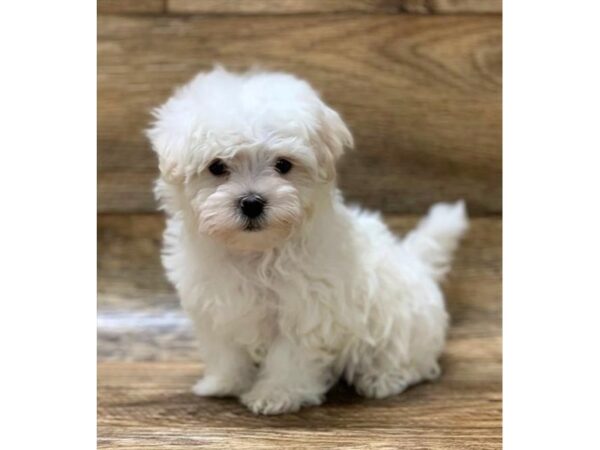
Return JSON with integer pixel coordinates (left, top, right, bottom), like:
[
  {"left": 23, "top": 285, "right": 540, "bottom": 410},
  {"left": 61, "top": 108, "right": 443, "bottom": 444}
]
[
  {"left": 192, "top": 374, "right": 250, "bottom": 398},
  {"left": 240, "top": 383, "right": 323, "bottom": 415}
]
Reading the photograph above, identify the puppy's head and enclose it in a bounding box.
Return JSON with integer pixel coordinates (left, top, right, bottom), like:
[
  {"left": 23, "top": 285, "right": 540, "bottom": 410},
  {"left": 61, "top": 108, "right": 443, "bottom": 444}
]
[{"left": 147, "top": 68, "right": 353, "bottom": 251}]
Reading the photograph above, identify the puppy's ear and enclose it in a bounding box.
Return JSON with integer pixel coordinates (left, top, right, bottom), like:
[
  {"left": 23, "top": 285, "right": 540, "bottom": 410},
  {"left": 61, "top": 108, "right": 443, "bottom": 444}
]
[
  {"left": 146, "top": 111, "right": 188, "bottom": 185},
  {"left": 315, "top": 102, "right": 354, "bottom": 181}
]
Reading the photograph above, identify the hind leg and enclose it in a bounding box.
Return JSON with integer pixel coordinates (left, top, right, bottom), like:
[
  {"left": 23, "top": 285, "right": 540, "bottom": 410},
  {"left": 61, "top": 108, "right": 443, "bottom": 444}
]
[
  {"left": 352, "top": 355, "right": 441, "bottom": 399},
  {"left": 349, "top": 324, "right": 443, "bottom": 400},
  {"left": 353, "top": 367, "right": 413, "bottom": 399},
  {"left": 350, "top": 267, "right": 448, "bottom": 399}
]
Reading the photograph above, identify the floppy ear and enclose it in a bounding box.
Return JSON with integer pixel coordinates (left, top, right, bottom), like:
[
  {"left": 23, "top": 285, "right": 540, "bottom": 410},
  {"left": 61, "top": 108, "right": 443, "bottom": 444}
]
[
  {"left": 146, "top": 119, "right": 187, "bottom": 186},
  {"left": 146, "top": 100, "right": 200, "bottom": 216},
  {"left": 314, "top": 102, "right": 354, "bottom": 181}
]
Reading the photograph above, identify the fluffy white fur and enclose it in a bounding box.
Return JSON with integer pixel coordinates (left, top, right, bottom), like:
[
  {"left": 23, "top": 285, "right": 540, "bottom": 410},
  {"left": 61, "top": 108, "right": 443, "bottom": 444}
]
[{"left": 147, "top": 67, "right": 468, "bottom": 415}]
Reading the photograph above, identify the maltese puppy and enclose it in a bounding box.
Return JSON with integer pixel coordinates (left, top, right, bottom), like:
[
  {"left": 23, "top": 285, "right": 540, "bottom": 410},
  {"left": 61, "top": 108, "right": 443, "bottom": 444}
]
[{"left": 147, "top": 67, "right": 468, "bottom": 415}]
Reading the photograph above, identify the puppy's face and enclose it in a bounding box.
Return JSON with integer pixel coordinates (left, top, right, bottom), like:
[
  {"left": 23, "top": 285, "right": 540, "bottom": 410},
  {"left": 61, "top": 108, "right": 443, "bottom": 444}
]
[
  {"left": 148, "top": 69, "right": 353, "bottom": 252},
  {"left": 181, "top": 141, "right": 318, "bottom": 251}
]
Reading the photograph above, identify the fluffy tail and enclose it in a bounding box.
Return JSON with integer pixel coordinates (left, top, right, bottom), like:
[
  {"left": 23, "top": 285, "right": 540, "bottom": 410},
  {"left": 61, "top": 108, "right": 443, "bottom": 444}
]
[{"left": 402, "top": 200, "right": 469, "bottom": 281}]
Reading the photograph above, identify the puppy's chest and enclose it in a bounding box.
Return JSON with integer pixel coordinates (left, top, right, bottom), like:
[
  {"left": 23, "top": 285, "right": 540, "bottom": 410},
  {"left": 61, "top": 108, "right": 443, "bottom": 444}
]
[{"left": 199, "top": 252, "right": 346, "bottom": 348}]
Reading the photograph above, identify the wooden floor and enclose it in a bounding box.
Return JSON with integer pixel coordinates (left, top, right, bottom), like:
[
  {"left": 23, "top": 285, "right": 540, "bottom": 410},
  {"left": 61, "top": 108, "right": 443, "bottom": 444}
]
[{"left": 98, "top": 214, "right": 501, "bottom": 449}]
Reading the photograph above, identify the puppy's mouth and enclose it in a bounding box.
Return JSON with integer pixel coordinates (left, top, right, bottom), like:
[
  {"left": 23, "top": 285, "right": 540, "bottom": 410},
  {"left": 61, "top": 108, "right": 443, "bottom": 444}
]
[{"left": 242, "top": 219, "right": 265, "bottom": 232}]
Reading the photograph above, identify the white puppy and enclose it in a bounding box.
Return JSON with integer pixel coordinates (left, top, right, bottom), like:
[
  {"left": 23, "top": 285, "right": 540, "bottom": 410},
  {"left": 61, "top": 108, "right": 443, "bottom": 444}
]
[{"left": 147, "top": 67, "right": 468, "bottom": 415}]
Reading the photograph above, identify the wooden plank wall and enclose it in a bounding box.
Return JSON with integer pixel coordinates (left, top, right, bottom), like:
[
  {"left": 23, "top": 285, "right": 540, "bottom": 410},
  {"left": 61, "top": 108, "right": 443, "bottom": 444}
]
[{"left": 98, "top": 0, "right": 501, "bottom": 215}]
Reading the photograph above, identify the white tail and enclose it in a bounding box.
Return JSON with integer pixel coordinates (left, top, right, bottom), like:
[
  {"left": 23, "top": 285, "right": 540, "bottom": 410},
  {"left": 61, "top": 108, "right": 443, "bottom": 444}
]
[{"left": 402, "top": 201, "right": 469, "bottom": 281}]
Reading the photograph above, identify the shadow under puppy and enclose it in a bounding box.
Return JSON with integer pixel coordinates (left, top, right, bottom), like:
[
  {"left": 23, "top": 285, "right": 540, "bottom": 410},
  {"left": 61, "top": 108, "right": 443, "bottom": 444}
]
[{"left": 147, "top": 67, "right": 468, "bottom": 415}]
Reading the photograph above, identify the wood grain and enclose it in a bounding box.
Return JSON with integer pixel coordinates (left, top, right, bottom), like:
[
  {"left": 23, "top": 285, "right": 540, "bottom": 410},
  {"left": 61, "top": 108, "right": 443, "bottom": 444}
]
[
  {"left": 98, "top": 0, "right": 166, "bottom": 15},
  {"left": 98, "top": 213, "right": 176, "bottom": 310},
  {"left": 98, "top": 355, "right": 501, "bottom": 449},
  {"left": 167, "top": 0, "right": 502, "bottom": 15},
  {"left": 99, "top": 334, "right": 500, "bottom": 448},
  {"left": 168, "top": 0, "right": 401, "bottom": 15},
  {"left": 98, "top": 14, "right": 501, "bottom": 214},
  {"left": 402, "top": 0, "right": 502, "bottom": 13}
]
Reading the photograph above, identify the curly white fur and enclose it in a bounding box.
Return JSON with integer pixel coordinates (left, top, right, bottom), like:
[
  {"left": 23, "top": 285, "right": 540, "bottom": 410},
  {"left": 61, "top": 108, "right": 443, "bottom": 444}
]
[{"left": 147, "top": 67, "right": 468, "bottom": 415}]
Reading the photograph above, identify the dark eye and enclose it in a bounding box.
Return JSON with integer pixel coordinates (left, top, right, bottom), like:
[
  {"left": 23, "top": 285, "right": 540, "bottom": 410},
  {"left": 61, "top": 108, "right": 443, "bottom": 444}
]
[
  {"left": 275, "top": 158, "right": 292, "bottom": 174},
  {"left": 208, "top": 159, "right": 228, "bottom": 176}
]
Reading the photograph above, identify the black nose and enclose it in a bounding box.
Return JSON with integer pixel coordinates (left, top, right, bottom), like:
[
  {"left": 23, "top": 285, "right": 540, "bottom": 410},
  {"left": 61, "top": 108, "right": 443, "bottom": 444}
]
[{"left": 239, "top": 194, "right": 266, "bottom": 219}]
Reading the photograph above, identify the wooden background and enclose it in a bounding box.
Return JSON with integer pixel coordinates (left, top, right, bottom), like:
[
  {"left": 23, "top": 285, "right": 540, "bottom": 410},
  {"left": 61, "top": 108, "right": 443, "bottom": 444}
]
[
  {"left": 98, "top": 0, "right": 501, "bottom": 215},
  {"left": 98, "top": 1, "right": 502, "bottom": 448}
]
